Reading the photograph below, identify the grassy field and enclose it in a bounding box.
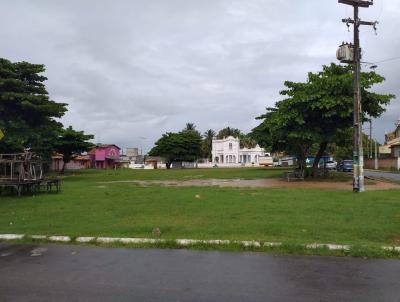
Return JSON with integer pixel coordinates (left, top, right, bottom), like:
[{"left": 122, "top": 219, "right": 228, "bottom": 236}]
[
  {"left": 52, "top": 166, "right": 289, "bottom": 181},
  {"left": 0, "top": 168, "right": 399, "bottom": 256}
]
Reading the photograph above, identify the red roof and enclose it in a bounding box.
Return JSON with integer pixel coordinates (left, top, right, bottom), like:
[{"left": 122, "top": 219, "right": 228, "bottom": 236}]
[
  {"left": 73, "top": 155, "right": 90, "bottom": 161},
  {"left": 95, "top": 144, "right": 121, "bottom": 149}
]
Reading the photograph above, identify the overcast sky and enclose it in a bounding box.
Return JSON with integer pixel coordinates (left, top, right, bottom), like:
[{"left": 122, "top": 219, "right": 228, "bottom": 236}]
[{"left": 1, "top": 0, "right": 399, "bottom": 152}]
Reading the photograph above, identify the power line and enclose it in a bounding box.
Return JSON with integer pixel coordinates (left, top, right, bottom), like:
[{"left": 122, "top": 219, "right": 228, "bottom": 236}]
[{"left": 375, "top": 56, "right": 400, "bottom": 64}]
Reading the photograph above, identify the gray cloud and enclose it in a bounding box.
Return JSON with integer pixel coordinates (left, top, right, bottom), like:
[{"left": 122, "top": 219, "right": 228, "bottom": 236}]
[{"left": 0, "top": 0, "right": 399, "bottom": 151}]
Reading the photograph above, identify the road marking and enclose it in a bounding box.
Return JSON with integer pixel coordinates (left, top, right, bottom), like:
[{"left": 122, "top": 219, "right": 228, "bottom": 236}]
[
  {"left": 0, "top": 252, "right": 12, "bottom": 257},
  {"left": 30, "top": 247, "right": 47, "bottom": 257}
]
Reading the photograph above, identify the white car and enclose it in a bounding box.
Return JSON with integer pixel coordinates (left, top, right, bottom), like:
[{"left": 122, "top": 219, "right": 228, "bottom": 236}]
[{"left": 325, "top": 161, "right": 337, "bottom": 170}]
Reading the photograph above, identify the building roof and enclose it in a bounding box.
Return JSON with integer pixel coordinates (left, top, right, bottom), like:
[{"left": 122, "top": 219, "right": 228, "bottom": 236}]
[
  {"left": 88, "top": 144, "right": 121, "bottom": 155},
  {"left": 73, "top": 155, "right": 90, "bottom": 161},
  {"left": 95, "top": 144, "right": 121, "bottom": 149}
]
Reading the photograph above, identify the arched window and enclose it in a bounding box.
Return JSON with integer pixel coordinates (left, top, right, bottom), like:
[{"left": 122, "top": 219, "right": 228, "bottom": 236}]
[{"left": 229, "top": 143, "right": 232, "bottom": 150}]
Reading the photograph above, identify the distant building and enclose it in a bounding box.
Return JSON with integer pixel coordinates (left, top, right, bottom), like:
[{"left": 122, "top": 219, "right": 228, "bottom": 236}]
[
  {"left": 380, "top": 119, "right": 400, "bottom": 158},
  {"left": 211, "top": 136, "right": 267, "bottom": 165},
  {"left": 120, "top": 147, "right": 144, "bottom": 164},
  {"left": 88, "top": 144, "right": 121, "bottom": 169},
  {"left": 126, "top": 148, "right": 139, "bottom": 158},
  {"left": 51, "top": 154, "right": 91, "bottom": 171},
  {"left": 366, "top": 119, "right": 400, "bottom": 171}
]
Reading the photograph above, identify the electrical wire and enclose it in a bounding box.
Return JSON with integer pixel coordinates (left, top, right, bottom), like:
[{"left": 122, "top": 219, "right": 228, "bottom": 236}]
[{"left": 375, "top": 56, "right": 400, "bottom": 64}]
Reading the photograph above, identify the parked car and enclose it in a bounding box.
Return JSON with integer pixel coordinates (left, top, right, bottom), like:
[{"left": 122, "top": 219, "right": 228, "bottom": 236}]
[
  {"left": 325, "top": 161, "right": 337, "bottom": 170},
  {"left": 337, "top": 160, "right": 353, "bottom": 172},
  {"left": 258, "top": 156, "right": 274, "bottom": 167}
]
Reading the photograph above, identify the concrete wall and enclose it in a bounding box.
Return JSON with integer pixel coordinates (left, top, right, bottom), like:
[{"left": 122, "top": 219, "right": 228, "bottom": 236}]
[
  {"left": 51, "top": 159, "right": 90, "bottom": 171},
  {"left": 365, "top": 158, "right": 400, "bottom": 170}
]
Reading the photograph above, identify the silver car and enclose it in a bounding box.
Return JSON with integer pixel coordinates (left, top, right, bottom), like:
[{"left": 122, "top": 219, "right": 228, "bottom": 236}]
[{"left": 325, "top": 161, "right": 337, "bottom": 170}]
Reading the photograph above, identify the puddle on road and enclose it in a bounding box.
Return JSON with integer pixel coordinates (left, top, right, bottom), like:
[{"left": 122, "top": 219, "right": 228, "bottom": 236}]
[{"left": 98, "top": 178, "right": 400, "bottom": 191}]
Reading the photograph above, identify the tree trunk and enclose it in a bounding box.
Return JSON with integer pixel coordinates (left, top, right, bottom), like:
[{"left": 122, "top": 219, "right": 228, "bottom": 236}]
[
  {"left": 166, "top": 162, "right": 171, "bottom": 169},
  {"left": 312, "top": 141, "right": 328, "bottom": 177},
  {"left": 298, "top": 154, "right": 307, "bottom": 172},
  {"left": 61, "top": 161, "right": 66, "bottom": 174},
  {"left": 297, "top": 145, "right": 310, "bottom": 177}
]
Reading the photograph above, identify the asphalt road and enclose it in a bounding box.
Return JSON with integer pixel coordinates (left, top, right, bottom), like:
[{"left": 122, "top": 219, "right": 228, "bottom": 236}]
[
  {"left": 1, "top": 244, "right": 400, "bottom": 302},
  {"left": 365, "top": 170, "right": 400, "bottom": 182}
]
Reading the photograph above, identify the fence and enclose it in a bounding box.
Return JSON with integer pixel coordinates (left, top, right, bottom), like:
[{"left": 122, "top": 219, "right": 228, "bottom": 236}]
[{"left": 364, "top": 158, "right": 400, "bottom": 170}]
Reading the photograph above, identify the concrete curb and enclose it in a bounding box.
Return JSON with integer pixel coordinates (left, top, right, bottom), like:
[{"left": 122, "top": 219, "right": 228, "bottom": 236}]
[{"left": 0, "top": 234, "right": 399, "bottom": 253}]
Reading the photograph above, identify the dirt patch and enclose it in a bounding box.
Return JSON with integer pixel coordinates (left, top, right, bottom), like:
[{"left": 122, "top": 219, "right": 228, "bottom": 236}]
[
  {"left": 100, "top": 178, "right": 400, "bottom": 191},
  {"left": 388, "top": 234, "right": 400, "bottom": 245}
]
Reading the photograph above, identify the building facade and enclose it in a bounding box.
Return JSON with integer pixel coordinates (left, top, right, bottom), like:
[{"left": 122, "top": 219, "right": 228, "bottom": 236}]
[
  {"left": 88, "top": 144, "right": 121, "bottom": 169},
  {"left": 51, "top": 154, "right": 91, "bottom": 171},
  {"left": 211, "top": 136, "right": 267, "bottom": 164},
  {"left": 381, "top": 119, "right": 400, "bottom": 158}
]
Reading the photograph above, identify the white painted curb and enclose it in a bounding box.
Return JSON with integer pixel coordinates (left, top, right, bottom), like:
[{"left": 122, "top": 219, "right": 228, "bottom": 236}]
[
  {"left": 306, "top": 243, "right": 350, "bottom": 250},
  {"left": 76, "top": 237, "right": 95, "bottom": 243},
  {"left": 48, "top": 236, "right": 71, "bottom": 242},
  {"left": 0, "top": 234, "right": 24, "bottom": 240},
  {"left": 31, "top": 235, "right": 47, "bottom": 240},
  {"left": 0, "top": 234, "right": 399, "bottom": 253},
  {"left": 97, "top": 237, "right": 121, "bottom": 243}
]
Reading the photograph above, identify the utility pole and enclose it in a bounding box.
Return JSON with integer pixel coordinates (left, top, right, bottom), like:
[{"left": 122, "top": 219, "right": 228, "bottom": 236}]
[
  {"left": 374, "top": 139, "right": 378, "bottom": 170},
  {"left": 337, "top": 0, "right": 378, "bottom": 192},
  {"left": 369, "top": 119, "right": 372, "bottom": 158}
]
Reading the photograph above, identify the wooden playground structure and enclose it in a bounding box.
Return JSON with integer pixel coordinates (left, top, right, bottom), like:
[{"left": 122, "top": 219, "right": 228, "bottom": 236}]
[{"left": 0, "top": 152, "right": 61, "bottom": 196}]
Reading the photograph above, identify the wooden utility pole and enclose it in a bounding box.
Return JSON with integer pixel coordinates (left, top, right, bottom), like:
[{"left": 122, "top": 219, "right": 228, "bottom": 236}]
[{"left": 338, "top": 0, "right": 377, "bottom": 192}]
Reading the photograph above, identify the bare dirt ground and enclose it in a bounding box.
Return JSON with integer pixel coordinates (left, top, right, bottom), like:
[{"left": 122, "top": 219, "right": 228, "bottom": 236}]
[{"left": 101, "top": 178, "right": 400, "bottom": 191}]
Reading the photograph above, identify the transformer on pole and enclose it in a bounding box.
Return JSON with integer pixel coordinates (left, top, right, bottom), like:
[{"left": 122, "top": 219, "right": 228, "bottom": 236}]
[{"left": 337, "top": 0, "right": 377, "bottom": 192}]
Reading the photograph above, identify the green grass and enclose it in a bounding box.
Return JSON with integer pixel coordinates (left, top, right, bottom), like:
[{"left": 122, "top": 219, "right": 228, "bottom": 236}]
[{"left": 1, "top": 168, "right": 399, "bottom": 254}]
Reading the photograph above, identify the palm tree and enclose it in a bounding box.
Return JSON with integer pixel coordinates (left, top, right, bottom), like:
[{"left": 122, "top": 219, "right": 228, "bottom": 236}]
[
  {"left": 203, "top": 129, "right": 216, "bottom": 141},
  {"left": 184, "top": 123, "right": 196, "bottom": 132},
  {"left": 217, "top": 127, "right": 241, "bottom": 139}
]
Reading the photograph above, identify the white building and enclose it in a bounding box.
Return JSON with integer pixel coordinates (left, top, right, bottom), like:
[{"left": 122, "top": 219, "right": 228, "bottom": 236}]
[{"left": 211, "top": 136, "right": 267, "bottom": 165}]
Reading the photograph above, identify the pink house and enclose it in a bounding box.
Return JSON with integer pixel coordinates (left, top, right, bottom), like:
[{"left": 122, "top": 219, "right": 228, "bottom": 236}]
[{"left": 88, "top": 144, "right": 121, "bottom": 169}]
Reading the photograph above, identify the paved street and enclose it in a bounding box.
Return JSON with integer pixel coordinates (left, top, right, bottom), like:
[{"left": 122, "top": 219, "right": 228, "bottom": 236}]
[
  {"left": 0, "top": 244, "right": 399, "bottom": 302},
  {"left": 365, "top": 170, "right": 400, "bottom": 182}
]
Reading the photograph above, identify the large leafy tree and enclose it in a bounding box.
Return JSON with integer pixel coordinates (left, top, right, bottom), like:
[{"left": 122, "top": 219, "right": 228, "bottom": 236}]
[
  {"left": 149, "top": 126, "right": 202, "bottom": 169},
  {"left": 252, "top": 102, "right": 316, "bottom": 170},
  {"left": 55, "top": 126, "right": 94, "bottom": 173},
  {"left": 252, "top": 63, "right": 394, "bottom": 175},
  {"left": 0, "top": 58, "right": 67, "bottom": 159}
]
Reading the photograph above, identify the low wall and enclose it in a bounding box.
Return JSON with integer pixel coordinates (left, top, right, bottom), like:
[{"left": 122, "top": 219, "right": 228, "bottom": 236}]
[
  {"left": 365, "top": 158, "right": 400, "bottom": 170},
  {"left": 197, "top": 163, "right": 262, "bottom": 169}
]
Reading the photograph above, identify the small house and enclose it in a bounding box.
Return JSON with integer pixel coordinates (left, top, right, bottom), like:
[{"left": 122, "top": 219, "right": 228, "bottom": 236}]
[
  {"left": 89, "top": 144, "right": 121, "bottom": 169},
  {"left": 51, "top": 154, "right": 91, "bottom": 171}
]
